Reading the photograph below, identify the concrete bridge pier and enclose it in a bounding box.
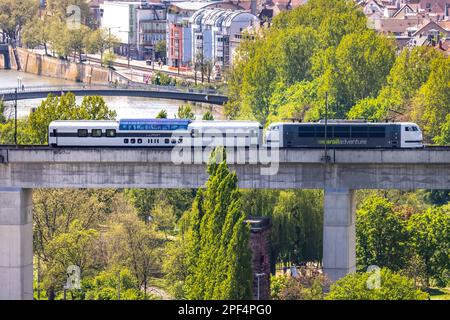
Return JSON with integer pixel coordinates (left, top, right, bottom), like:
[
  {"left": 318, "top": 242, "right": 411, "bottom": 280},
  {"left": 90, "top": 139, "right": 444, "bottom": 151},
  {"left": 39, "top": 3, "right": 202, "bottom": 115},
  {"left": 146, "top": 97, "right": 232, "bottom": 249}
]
[
  {"left": 0, "top": 188, "right": 33, "bottom": 300},
  {"left": 323, "top": 188, "right": 356, "bottom": 283}
]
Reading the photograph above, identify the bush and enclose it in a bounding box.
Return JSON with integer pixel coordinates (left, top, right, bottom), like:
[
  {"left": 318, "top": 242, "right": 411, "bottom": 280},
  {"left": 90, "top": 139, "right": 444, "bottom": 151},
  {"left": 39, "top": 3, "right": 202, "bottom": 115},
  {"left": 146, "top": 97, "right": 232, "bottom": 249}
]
[
  {"left": 271, "top": 270, "right": 329, "bottom": 300},
  {"left": 326, "top": 268, "right": 429, "bottom": 300}
]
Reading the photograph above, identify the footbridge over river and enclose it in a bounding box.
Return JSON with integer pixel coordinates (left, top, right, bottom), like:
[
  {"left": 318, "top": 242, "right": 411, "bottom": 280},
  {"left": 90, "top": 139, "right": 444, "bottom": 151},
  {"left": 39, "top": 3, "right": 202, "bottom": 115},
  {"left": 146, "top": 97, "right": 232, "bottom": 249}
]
[
  {"left": 1, "top": 146, "right": 450, "bottom": 299},
  {"left": 0, "top": 84, "right": 228, "bottom": 105}
]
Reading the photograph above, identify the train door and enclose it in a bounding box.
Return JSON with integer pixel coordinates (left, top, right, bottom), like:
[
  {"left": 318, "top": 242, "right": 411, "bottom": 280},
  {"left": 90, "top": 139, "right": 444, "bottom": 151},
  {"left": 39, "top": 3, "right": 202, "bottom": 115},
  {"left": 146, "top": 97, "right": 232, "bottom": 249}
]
[
  {"left": 50, "top": 128, "right": 58, "bottom": 146},
  {"left": 388, "top": 125, "right": 400, "bottom": 148}
]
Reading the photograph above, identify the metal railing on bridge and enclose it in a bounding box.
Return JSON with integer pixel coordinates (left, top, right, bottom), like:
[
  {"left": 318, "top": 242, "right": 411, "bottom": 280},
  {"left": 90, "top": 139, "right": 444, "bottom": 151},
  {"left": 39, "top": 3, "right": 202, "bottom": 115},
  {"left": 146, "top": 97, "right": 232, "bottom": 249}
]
[{"left": 0, "top": 82, "right": 225, "bottom": 96}]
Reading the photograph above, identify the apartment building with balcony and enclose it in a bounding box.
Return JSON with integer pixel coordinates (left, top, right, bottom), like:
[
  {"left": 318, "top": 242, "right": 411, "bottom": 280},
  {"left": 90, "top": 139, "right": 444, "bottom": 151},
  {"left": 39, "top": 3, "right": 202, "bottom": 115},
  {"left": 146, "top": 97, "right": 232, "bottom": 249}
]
[
  {"left": 166, "top": 1, "right": 242, "bottom": 69},
  {"left": 189, "top": 8, "right": 259, "bottom": 72}
]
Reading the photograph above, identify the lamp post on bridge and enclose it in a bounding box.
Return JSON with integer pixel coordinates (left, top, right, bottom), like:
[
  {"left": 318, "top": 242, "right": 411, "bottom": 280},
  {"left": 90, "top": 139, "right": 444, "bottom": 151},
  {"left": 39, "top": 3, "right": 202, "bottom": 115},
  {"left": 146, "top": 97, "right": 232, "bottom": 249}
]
[{"left": 14, "top": 87, "right": 17, "bottom": 145}]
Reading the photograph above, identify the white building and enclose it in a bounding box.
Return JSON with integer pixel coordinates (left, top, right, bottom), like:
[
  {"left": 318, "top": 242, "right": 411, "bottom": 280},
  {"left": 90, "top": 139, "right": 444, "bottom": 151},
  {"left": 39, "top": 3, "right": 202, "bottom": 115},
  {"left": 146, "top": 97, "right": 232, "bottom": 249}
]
[
  {"left": 189, "top": 8, "right": 259, "bottom": 71},
  {"left": 100, "top": 1, "right": 167, "bottom": 60}
]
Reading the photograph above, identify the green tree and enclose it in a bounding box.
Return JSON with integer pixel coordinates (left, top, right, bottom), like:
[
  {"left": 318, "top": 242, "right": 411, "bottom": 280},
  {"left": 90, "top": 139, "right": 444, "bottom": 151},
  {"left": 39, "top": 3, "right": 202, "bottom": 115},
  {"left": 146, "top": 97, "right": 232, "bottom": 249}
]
[
  {"left": 270, "top": 190, "right": 323, "bottom": 271},
  {"left": 326, "top": 268, "right": 429, "bottom": 300},
  {"left": 271, "top": 273, "right": 328, "bottom": 300},
  {"left": 45, "top": 0, "right": 90, "bottom": 25},
  {"left": 156, "top": 109, "right": 168, "bottom": 119},
  {"left": 102, "top": 50, "right": 116, "bottom": 69},
  {"left": 151, "top": 199, "right": 176, "bottom": 238},
  {"left": 182, "top": 148, "right": 253, "bottom": 299},
  {"left": 48, "top": 18, "right": 72, "bottom": 59},
  {"left": 407, "top": 207, "right": 450, "bottom": 287},
  {"left": 272, "top": 0, "right": 367, "bottom": 48},
  {"left": 27, "top": 93, "right": 116, "bottom": 144},
  {"left": 434, "top": 114, "right": 450, "bottom": 145},
  {"left": 349, "top": 47, "right": 442, "bottom": 121},
  {"left": 104, "top": 211, "right": 164, "bottom": 299},
  {"left": 125, "top": 189, "right": 195, "bottom": 222},
  {"left": 22, "top": 17, "right": 51, "bottom": 55},
  {"left": 313, "top": 30, "right": 396, "bottom": 117},
  {"left": 177, "top": 104, "right": 195, "bottom": 120},
  {"left": 0, "top": 0, "right": 38, "bottom": 42},
  {"left": 86, "top": 28, "right": 119, "bottom": 66},
  {"left": 33, "top": 189, "right": 118, "bottom": 299},
  {"left": 84, "top": 268, "right": 144, "bottom": 300},
  {"left": 411, "top": 56, "right": 450, "bottom": 142},
  {"left": 68, "top": 24, "right": 91, "bottom": 63},
  {"left": 202, "top": 111, "right": 214, "bottom": 120},
  {"left": 423, "top": 189, "right": 450, "bottom": 206},
  {"left": 226, "top": 0, "right": 394, "bottom": 124},
  {"left": 356, "top": 195, "right": 408, "bottom": 272},
  {"left": 155, "top": 40, "right": 166, "bottom": 60},
  {"left": 45, "top": 220, "right": 100, "bottom": 299}
]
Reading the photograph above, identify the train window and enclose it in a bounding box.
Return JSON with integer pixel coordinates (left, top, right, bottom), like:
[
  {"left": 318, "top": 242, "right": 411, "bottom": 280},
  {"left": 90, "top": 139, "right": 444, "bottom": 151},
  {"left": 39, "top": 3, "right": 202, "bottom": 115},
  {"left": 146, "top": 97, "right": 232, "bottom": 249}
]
[
  {"left": 124, "top": 139, "right": 129, "bottom": 144},
  {"left": 171, "top": 139, "right": 176, "bottom": 144},
  {"left": 334, "top": 126, "right": 350, "bottom": 138},
  {"left": 368, "top": 126, "right": 385, "bottom": 138},
  {"left": 351, "top": 126, "right": 368, "bottom": 138},
  {"left": 77, "top": 129, "right": 88, "bottom": 137},
  {"left": 131, "top": 139, "right": 136, "bottom": 144},
  {"left": 191, "top": 129, "right": 200, "bottom": 137},
  {"left": 405, "top": 126, "right": 418, "bottom": 132},
  {"left": 137, "top": 139, "right": 143, "bottom": 144},
  {"left": 315, "top": 126, "right": 332, "bottom": 138},
  {"left": 106, "top": 129, "right": 116, "bottom": 137},
  {"left": 165, "top": 138, "right": 170, "bottom": 144},
  {"left": 178, "top": 138, "right": 183, "bottom": 143},
  {"left": 92, "top": 129, "right": 102, "bottom": 137},
  {"left": 298, "top": 126, "right": 315, "bottom": 137}
]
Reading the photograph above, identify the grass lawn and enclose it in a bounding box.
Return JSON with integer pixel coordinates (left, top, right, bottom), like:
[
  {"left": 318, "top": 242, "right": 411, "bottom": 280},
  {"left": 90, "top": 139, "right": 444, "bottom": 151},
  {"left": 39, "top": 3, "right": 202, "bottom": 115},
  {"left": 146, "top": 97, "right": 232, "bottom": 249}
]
[{"left": 429, "top": 287, "right": 450, "bottom": 300}]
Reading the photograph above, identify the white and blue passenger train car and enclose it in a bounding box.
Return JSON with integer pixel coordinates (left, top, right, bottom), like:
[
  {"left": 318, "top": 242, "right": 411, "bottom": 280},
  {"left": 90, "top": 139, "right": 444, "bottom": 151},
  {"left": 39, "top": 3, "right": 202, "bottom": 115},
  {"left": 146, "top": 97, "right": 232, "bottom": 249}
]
[{"left": 49, "top": 119, "right": 263, "bottom": 147}]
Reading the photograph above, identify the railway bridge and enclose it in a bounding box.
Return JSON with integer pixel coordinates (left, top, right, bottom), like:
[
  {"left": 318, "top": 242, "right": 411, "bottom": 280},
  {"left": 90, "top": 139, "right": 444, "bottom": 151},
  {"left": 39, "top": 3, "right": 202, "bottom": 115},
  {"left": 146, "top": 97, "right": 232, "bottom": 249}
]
[{"left": 1, "top": 146, "right": 450, "bottom": 299}]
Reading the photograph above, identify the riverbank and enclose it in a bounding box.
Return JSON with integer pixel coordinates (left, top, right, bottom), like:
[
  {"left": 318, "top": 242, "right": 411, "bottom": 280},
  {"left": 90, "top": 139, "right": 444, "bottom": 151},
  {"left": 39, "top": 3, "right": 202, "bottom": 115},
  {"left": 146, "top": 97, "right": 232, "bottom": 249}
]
[{"left": 0, "top": 46, "right": 110, "bottom": 84}]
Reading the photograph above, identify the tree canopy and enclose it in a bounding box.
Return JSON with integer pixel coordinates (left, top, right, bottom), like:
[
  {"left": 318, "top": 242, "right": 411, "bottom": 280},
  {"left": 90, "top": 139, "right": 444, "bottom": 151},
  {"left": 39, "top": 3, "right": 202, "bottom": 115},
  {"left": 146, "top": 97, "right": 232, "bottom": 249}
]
[{"left": 326, "top": 268, "right": 429, "bottom": 300}]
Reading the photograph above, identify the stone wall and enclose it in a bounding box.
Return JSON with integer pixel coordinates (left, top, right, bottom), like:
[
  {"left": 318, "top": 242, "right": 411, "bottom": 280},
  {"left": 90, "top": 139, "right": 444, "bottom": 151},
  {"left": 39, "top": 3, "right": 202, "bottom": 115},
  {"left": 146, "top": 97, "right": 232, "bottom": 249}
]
[{"left": 3, "top": 47, "right": 110, "bottom": 84}]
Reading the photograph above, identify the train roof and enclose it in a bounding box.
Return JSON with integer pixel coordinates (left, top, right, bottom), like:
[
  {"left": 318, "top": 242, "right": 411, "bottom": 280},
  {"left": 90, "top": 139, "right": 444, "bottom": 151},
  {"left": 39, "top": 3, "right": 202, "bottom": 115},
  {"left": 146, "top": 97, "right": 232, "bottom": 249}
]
[
  {"left": 49, "top": 120, "right": 118, "bottom": 127},
  {"left": 268, "top": 121, "right": 420, "bottom": 126},
  {"left": 189, "top": 120, "right": 262, "bottom": 128},
  {"left": 119, "top": 119, "right": 192, "bottom": 125}
]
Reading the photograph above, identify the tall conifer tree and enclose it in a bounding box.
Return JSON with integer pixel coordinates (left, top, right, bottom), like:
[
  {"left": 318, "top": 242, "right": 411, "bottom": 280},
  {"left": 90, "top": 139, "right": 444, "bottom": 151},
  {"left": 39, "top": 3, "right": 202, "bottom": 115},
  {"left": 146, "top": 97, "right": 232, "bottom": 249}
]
[{"left": 184, "top": 148, "right": 252, "bottom": 300}]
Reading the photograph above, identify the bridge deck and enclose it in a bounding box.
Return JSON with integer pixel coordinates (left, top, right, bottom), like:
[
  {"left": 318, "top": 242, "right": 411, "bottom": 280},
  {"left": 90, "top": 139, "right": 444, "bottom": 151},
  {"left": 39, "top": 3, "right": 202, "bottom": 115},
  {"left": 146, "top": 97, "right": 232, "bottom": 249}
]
[{"left": 0, "top": 147, "right": 450, "bottom": 190}]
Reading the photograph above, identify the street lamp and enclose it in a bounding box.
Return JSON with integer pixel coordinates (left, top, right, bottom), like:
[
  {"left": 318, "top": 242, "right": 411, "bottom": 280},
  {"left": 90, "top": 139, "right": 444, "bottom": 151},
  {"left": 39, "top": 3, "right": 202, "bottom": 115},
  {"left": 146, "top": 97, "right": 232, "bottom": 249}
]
[
  {"left": 255, "top": 273, "right": 266, "bottom": 300},
  {"left": 14, "top": 76, "right": 23, "bottom": 145},
  {"left": 14, "top": 87, "right": 17, "bottom": 145}
]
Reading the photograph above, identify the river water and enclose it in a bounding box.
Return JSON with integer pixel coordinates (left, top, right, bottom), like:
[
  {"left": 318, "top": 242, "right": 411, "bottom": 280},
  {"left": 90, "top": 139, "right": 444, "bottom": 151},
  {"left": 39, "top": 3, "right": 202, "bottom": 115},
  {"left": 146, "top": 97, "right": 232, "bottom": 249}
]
[{"left": 0, "top": 70, "right": 216, "bottom": 119}]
